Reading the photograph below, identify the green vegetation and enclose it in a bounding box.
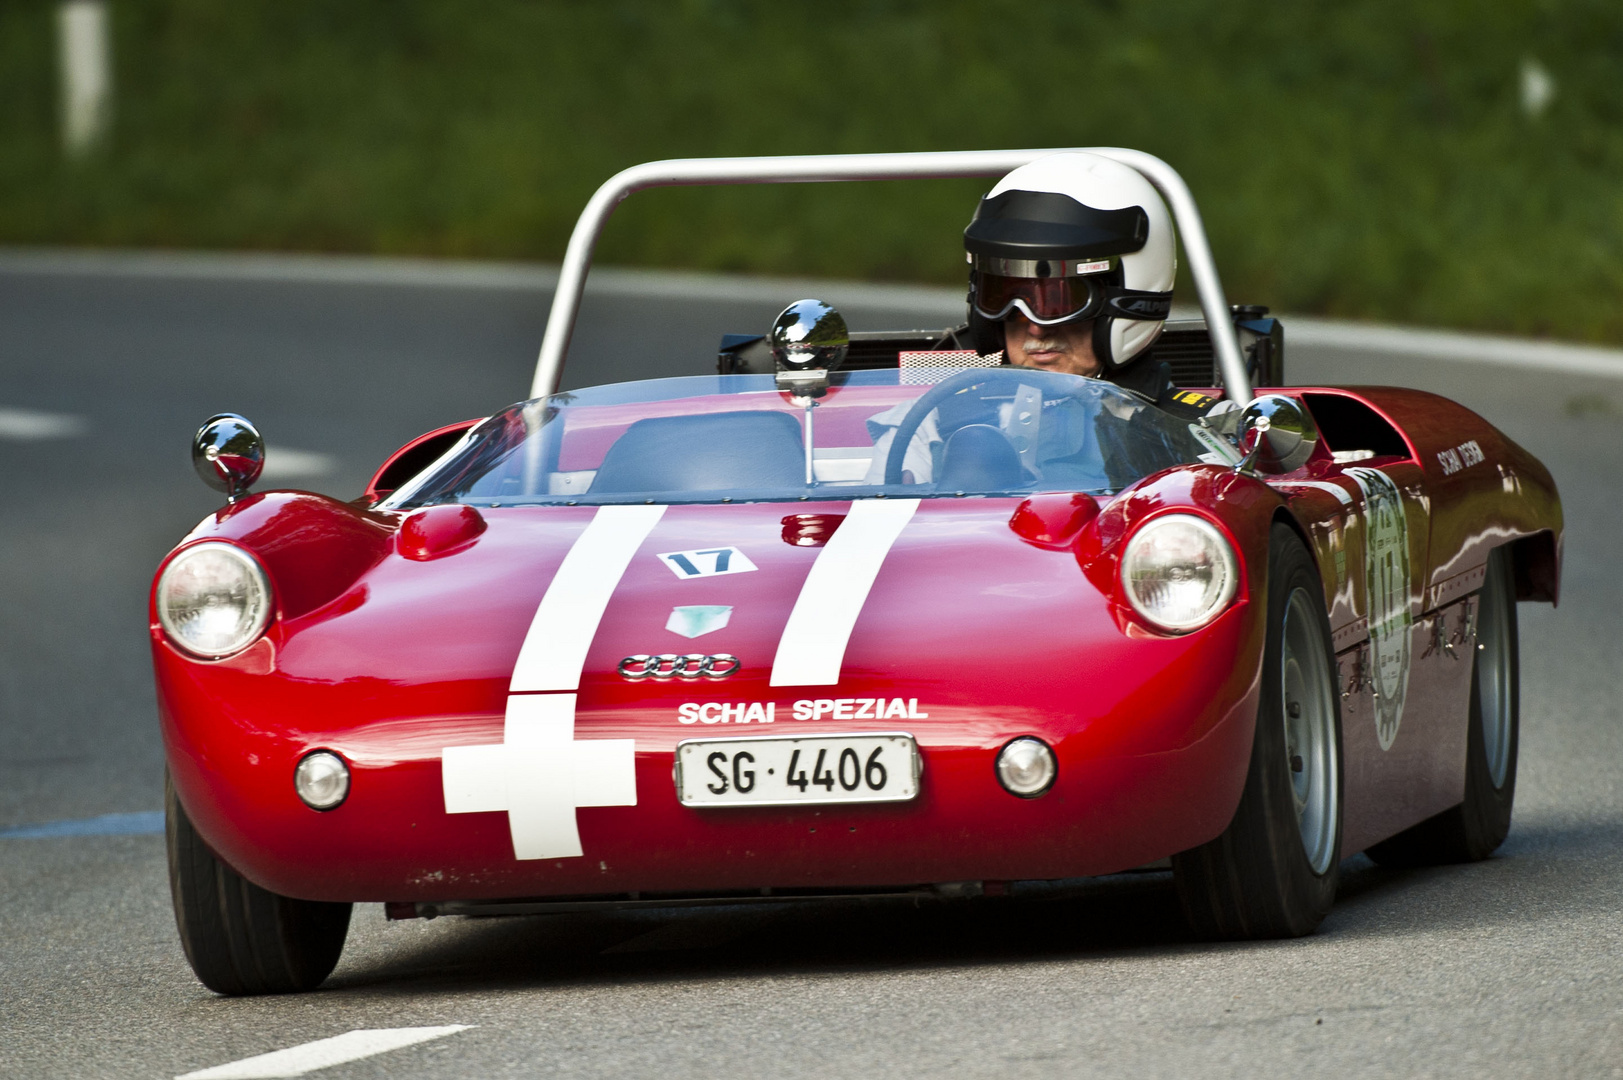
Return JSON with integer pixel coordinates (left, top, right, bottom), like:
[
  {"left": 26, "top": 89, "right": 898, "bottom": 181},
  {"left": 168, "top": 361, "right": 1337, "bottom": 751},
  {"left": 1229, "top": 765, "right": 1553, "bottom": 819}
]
[{"left": 3, "top": 1, "right": 1622, "bottom": 340}]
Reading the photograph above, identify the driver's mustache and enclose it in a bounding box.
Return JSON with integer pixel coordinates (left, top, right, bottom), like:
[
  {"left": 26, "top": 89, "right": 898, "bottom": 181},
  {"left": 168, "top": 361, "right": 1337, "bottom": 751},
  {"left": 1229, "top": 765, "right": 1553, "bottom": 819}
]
[{"left": 1019, "top": 338, "right": 1069, "bottom": 352}]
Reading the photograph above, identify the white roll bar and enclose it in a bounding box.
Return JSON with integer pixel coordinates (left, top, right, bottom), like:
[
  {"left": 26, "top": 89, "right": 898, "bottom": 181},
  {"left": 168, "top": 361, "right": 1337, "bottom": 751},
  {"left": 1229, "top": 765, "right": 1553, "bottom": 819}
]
[{"left": 530, "top": 148, "right": 1252, "bottom": 403}]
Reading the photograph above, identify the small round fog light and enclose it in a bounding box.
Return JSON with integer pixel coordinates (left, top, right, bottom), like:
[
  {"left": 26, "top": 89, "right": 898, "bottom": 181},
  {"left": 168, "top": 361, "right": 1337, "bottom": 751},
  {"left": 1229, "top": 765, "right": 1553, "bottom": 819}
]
[
  {"left": 294, "top": 750, "right": 350, "bottom": 810},
  {"left": 996, "top": 737, "right": 1056, "bottom": 798}
]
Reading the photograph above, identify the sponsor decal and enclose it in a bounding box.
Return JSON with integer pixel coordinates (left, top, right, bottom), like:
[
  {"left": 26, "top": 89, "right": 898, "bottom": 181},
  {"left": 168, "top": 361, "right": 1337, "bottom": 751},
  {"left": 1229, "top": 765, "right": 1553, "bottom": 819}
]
[
  {"left": 675, "top": 698, "right": 930, "bottom": 724},
  {"left": 1347, "top": 468, "right": 1411, "bottom": 750},
  {"left": 794, "top": 697, "right": 928, "bottom": 721},
  {"left": 1436, "top": 439, "right": 1485, "bottom": 477},
  {"left": 658, "top": 547, "right": 757, "bottom": 579},
  {"left": 679, "top": 702, "right": 777, "bottom": 725},
  {"left": 666, "top": 605, "right": 732, "bottom": 639},
  {"left": 1188, "top": 423, "right": 1240, "bottom": 465},
  {"left": 1107, "top": 293, "right": 1173, "bottom": 319}
]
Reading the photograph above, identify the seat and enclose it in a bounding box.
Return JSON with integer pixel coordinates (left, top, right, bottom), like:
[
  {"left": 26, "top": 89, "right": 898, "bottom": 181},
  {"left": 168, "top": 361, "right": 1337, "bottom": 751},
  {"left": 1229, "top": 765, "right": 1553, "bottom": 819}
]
[
  {"left": 936, "top": 424, "right": 1025, "bottom": 491},
  {"left": 588, "top": 410, "right": 806, "bottom": 494}
]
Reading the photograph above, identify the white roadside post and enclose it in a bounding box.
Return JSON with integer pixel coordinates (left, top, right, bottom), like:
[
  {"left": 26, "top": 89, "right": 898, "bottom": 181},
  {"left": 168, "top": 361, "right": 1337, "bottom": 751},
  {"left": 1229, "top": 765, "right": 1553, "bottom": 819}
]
[{"left": 57, "top": 0, "right": 112, "bottom": 157}]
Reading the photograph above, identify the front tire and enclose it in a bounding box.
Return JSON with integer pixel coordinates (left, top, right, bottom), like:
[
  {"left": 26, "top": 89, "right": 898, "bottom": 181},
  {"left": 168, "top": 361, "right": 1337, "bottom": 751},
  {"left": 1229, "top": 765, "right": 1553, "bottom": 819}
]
[
  {"left": 1173, "top": 524, "right": 1344, "bottom": 939},
  {"left": 166, "top": 774, "right": 351, "bottom": 995},
  {"left": 1367, "top": 546, "right": 1519, "bottom": 866}
]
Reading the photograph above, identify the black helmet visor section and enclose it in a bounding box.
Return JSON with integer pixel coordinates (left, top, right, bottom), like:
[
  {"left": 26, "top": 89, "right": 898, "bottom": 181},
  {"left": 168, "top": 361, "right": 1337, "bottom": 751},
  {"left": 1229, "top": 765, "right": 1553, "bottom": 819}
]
[{"left": 964, "top": 189, "right": 1149, "bottom": 261}]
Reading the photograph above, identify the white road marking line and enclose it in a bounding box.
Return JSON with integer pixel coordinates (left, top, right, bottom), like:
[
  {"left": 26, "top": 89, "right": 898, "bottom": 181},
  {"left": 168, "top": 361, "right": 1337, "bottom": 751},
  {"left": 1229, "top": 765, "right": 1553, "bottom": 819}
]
[
  {"left": 0, "top": 249, "right": 966, "bottom": 314},
  {"left": 259, "top": 446, "right": 336, "bottom": 481},
  {"left": 443, "top": 693, "right": 636, "bottom": 860},
  {"left": 1288, "top": 316, "right": 1623, "bottom": 380},
  {"left": 509, "top": 502, "right": 667, "bottom": 692},
  {"left": 0, "top": 407, "right": 88, "bottom": 440},
  {"left": 175, "top": 1026, "right": 472, "bottom": 1080},
  {"left": 7, "top": 248, "right": 1623, "bottom": 376},
  {"left": 771, "top": 498, "right": 919, "bottom": 687}
]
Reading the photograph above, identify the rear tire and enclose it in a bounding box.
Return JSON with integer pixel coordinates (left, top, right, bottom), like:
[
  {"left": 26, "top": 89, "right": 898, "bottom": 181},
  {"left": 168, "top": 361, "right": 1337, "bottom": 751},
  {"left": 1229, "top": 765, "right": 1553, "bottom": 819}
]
[
  {"left": 166, "top": 774, "right": 351, "bottom": 995},
  {"left": 1367, "top": 547, "right": 1519, "bottom": 866},
  {"left": 1173, "top": 524, "right": 1344, "bottom": 939}
]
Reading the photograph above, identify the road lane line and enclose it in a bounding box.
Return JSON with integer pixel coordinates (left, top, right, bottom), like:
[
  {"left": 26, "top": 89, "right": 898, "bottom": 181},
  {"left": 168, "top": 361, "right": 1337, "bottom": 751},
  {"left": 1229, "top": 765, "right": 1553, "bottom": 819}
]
[
  {"left": 6, "top": 247, "right": 1622, "bottom": 375},
  {"left": 0, "top": 811, "right": 162, "bottom": 839},
  {"left": 0, "top": 407, "right": 88, "bottom": 440},
  {"left": 175, "top": 1027, "right": 472, "bottom": 1080},
  {"left": 259, "top": 446, "right": 336, "bottom": 481},
  {"left": 1288, "top": 317, "right": 1623, "bottom": 380}
]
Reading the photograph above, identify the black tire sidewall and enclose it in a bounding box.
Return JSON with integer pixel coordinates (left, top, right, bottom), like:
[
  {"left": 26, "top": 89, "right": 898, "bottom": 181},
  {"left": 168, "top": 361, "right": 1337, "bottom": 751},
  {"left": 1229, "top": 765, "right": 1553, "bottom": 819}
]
[
  {"left": 1460, "top": 547, "right": 1519, "bottom": 855},
  {"left": 1255, "top": 524, "right": 1344, "bottom": 923},
  {"left": 1172, "top": 523, "right": 1344, "bottom": 938},
  {"left": 165, "top": 774, "right": 351, "bottom": 995}
]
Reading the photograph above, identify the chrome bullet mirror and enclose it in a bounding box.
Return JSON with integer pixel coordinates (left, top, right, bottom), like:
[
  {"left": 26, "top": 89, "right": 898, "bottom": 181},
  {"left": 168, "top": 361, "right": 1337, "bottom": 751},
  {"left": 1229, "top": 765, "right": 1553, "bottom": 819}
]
[
  {"left": 1235, "top": 394, "right": 1317, "bottom": 475},
  {"left": 192, "top": 413, "right": 265, "bottom": 502},
  {"left": 770, "top": 299, "right": 848, "bottom": 397}
]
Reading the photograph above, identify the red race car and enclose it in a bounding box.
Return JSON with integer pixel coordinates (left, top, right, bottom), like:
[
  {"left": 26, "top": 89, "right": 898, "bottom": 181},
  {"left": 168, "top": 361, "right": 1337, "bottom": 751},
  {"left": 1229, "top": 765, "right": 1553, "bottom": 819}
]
[{"left": 154, "top": 149, "right": 1562, "bottom": 995}]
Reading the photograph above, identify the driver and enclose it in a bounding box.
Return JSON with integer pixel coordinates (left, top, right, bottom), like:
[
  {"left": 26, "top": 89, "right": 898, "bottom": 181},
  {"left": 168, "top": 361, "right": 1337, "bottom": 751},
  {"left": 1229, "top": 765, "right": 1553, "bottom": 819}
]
[{"left": 964, "top": 152, "right": 1216, "bottom": 419}]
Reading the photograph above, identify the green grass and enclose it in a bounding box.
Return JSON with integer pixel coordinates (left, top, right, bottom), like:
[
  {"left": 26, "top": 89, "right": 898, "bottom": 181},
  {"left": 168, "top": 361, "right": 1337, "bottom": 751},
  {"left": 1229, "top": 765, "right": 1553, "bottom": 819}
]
[{"left": 4, "top": 0, "right": 1623, "bottom": 340}]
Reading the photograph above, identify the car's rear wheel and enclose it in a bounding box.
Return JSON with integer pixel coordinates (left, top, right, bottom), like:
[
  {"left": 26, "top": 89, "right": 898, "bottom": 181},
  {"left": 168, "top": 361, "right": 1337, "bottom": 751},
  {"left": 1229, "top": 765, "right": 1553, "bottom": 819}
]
[
  {"left": 1366, "top": 546, "right": 1519, "bottom": 866},
  {"left": 166, "top": 774, "right": 351, "bottom": 995},
  {"left": 1173, "top": 524, "right": 1343, "bottom": 938}
]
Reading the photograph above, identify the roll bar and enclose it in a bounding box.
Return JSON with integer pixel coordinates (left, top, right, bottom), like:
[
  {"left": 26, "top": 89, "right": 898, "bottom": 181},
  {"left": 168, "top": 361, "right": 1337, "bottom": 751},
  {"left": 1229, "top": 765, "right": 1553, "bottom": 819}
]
[{"left": 530, "top": 148, "right": 1252, "bottom": 404}]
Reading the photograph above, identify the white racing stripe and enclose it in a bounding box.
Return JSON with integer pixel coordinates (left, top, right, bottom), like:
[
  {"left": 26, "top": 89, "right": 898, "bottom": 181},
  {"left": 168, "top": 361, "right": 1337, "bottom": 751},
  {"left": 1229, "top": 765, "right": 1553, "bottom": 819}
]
[
  {"left": 450, "top": 503, "right": 657, "bottom": 860},
  {"left": 509, "top": 503, "right": 667, "bottom": 692},
  {"left": 1273, "top": 479, "right": 1356, "bottom": 505},
  {"left": 175, "top": 1027, "right": 472, "bottom": 1079},
  {"left": 771, "top": 499, "right": 920, "bottom": 687}
]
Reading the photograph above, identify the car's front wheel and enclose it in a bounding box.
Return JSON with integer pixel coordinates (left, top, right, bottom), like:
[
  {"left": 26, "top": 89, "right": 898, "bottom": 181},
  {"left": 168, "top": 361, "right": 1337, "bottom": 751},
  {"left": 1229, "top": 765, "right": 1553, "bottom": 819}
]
[
  {"left": 1173, "top": 524, "right": 1344, "bottom": 939},
  {"left": 166, "top": 774, "right": 351, "bottom": 995}
]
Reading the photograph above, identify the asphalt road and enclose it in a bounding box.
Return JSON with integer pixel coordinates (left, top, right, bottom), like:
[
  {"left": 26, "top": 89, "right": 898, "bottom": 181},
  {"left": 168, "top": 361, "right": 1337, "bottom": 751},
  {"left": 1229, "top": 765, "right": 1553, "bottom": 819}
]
[{"left": 1, "top": 256, "right": 1619, "bottom": 1079}]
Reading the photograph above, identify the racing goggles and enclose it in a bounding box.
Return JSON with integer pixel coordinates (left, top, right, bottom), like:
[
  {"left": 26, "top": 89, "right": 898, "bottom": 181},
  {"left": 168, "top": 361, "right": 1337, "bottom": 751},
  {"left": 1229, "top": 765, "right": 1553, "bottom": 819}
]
[
  {"left": 972, "top": 256, "right": 1116, "bottom": 326},
  {"left": 973, "top": 258, "right": 1173, "bottom": 327}
]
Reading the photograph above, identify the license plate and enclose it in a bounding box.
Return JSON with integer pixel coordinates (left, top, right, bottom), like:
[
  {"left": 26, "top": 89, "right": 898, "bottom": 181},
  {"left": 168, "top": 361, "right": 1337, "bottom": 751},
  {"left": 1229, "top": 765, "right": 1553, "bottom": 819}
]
[{"left": 675, "top": 733, "right": 920, "bottom": 807}]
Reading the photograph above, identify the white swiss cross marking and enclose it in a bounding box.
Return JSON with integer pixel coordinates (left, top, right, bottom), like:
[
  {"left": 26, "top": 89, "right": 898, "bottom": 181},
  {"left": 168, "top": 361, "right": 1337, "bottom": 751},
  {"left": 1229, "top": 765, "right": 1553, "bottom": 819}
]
[{"left": 442, "top": 694, "right": 636, "bottom": 860}]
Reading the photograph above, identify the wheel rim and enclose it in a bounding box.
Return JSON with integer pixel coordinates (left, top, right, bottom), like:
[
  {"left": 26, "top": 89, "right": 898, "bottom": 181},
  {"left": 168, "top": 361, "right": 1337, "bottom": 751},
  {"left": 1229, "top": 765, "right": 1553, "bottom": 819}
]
[
  {"left": 1477, "top": 567, "right": 1514, "bottom": 788},
  {"left": 1281, "top": 586, "right": 1339, "bottom": 875}
]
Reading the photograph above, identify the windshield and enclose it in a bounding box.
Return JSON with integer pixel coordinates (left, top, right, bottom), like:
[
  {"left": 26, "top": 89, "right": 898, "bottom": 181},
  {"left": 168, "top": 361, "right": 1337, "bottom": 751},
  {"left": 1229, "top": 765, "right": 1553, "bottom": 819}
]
[{"left": 382, "top": 368, "right": 1235, "bottom": 509}]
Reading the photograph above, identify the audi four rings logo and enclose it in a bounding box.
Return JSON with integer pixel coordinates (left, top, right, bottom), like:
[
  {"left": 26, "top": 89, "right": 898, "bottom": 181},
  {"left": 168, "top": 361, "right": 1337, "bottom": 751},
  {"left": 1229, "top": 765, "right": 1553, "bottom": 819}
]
[{"left": 619, "top": 654, "right": 741, "bottom": 679}]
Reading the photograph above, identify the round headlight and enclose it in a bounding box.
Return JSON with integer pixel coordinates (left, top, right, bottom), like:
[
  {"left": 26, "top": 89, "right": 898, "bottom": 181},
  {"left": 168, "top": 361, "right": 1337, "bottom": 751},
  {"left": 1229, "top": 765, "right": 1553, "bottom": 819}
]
[
  {"left": 1120, "top": 514, "right": 1238, "bottom": 632},
  {"left": 294, "top": 750, "right": 350, "bottom": 811},
  {"left": 156, "top": 542, "right": 273, "bottom": 658},
  {"left": 996, "top": 737, "right": 1057, "bottom": 798}
]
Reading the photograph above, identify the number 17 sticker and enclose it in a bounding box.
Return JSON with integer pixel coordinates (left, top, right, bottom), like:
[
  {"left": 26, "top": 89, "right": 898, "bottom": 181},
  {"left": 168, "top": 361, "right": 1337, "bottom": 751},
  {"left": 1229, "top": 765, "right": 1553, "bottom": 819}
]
[{"left": 657, "top": 547, "right": 758, "bottom": 579}]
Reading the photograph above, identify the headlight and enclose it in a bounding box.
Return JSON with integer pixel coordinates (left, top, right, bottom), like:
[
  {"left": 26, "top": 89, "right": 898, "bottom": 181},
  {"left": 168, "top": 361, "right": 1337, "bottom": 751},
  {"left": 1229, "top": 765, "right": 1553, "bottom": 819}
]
[
  {"left": 157, "top": 542, "right": 273, "bottom": 658},
  {"left": 1120, "top": 514, "right": 1238, "bottom": 632}
]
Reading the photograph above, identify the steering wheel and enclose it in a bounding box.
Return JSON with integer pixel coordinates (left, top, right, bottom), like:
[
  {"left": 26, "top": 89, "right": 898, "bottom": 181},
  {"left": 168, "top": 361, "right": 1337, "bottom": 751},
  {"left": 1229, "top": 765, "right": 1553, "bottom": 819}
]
[{"left": 882, "top": 367, "right": 1065, "bottom": 486}]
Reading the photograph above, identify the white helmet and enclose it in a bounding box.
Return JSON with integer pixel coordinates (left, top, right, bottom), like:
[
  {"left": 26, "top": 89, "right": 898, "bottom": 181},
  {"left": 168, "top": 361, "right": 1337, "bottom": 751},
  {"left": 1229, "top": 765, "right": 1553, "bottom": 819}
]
[{"left": 964, "top": 152, "right": 1177, "bottom": 370}]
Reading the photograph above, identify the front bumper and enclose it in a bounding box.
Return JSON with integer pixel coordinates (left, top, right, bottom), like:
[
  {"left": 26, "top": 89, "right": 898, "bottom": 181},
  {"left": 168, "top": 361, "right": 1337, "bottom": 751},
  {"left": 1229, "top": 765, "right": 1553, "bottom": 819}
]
[{"left": 158, "top": 605, "right": 1262, "bottom": 904}]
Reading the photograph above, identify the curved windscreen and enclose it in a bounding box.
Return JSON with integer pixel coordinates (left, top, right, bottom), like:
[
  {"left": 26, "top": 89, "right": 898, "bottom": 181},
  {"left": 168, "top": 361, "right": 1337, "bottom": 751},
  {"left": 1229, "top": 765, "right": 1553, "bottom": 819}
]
[{"left": 381, "top": 368, "right": 1234, "bottom": 509}]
